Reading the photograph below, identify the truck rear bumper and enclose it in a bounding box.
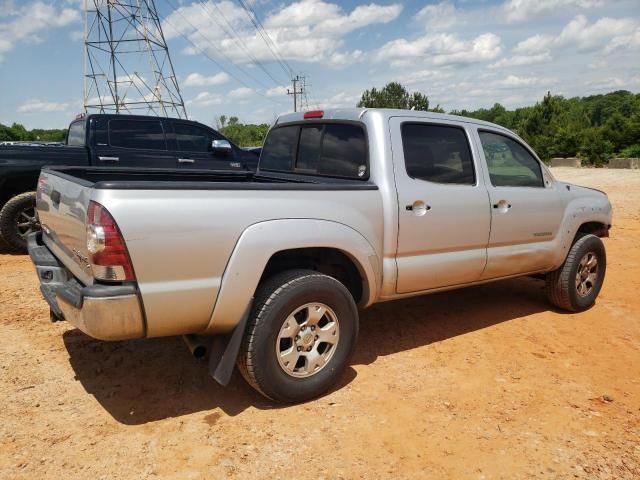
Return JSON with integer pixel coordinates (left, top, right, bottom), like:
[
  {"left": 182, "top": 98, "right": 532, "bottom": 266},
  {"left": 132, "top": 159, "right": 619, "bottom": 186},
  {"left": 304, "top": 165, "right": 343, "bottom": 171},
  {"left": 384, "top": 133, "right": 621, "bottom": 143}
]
[{"left": 28, "top": 232, "right": 145, "bottom": 340}]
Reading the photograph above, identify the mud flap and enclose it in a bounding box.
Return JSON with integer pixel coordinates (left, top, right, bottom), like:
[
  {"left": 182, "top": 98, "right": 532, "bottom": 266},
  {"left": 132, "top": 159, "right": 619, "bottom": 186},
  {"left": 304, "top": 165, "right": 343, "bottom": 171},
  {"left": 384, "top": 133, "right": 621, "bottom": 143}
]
[{"left": 208, "top": 300, "right": 253, "bottom": 386}]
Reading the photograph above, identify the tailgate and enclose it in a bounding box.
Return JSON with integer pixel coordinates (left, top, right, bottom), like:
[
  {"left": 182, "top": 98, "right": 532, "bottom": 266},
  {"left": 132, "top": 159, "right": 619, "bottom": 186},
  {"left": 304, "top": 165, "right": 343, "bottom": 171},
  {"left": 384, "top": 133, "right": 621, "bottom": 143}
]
[{"left": 36, "top": 169, "right": 94, "bottom": 285}]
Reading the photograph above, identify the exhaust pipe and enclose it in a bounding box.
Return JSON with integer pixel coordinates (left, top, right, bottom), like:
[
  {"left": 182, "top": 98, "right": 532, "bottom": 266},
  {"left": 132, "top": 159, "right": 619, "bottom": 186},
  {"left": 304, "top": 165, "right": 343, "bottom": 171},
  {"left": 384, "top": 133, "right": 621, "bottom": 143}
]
[{"left": 182, "top": 334, "right": 210, "bottom": 359}]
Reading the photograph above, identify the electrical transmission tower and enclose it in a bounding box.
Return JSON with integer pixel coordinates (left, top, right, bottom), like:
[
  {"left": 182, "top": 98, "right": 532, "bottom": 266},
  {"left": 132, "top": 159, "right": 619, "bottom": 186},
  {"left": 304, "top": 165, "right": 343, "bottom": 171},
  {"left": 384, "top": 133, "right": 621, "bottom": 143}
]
[{"left": 83, "top": 0, "right": 187, "bottom": 118}]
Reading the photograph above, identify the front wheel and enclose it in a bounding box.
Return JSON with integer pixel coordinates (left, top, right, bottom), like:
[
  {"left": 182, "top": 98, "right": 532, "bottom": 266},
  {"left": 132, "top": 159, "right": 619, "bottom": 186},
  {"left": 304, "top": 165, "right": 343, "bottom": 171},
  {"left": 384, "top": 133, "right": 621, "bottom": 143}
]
[
  {"left": 0, "top": 192, "right": 39, "bottom": 253},
  {"left": 237, "top": 269, "right": 359, "bottom": 403},
  {"left": 545, "top": 233, "right": 606, "bottom": 312}
]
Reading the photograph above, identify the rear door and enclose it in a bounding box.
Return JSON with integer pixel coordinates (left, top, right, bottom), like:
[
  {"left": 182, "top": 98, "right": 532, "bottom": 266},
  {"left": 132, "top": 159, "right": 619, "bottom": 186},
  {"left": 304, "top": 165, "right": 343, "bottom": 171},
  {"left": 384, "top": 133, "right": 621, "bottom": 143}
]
[
  {"left": 171, "top": 121, "right": 243, "bottom": 171},
  {"left": 390, "top": 117, "right": 491, "bottom": 293},
  {"left": 474, "top": 128, "right": 564, "bottom": 278},
  {"left": 91, "top": 117, "right": 176, "bottom": 168}
]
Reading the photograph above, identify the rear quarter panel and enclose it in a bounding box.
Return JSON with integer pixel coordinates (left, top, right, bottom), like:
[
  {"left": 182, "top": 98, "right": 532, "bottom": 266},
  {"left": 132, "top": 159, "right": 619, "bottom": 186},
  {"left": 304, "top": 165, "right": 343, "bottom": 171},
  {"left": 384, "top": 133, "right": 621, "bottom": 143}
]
[{"left": 93, "top": 187, "right": 383, "bottom": 337}]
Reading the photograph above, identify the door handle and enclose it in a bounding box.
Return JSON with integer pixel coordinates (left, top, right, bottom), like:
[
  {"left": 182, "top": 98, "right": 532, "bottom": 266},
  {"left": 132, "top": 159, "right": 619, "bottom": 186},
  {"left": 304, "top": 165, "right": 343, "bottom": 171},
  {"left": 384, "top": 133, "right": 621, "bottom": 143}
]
[
  {"left": 406, "top": 200, "right": 431, "bottom": 215},
  {"left": 98, "top": 156, "right": 119, "bottom": 162},
  {"left": 493, "top": 200, "right": 512, "bottom": 211},
  {"left": 178, "top": 158, "right": 195, "bottom": 164}
]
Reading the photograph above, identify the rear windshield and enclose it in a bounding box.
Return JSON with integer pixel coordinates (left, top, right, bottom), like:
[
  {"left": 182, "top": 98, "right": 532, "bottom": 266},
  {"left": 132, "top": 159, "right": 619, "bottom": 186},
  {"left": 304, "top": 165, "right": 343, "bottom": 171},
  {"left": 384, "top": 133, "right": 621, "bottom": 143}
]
[
  {"left": 260, "top": 123, "right": 368, "bottom": 179},
  {"left": 67, "top": 121, "right": 86, "bottom": 146}
]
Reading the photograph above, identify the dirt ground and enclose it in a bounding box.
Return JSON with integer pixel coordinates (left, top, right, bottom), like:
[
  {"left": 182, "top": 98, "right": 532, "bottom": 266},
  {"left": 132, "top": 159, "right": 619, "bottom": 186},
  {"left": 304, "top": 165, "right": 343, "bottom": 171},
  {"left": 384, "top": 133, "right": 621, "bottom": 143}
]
[{"left": 1, "top": 167, "right": 638, "bottom": 480}]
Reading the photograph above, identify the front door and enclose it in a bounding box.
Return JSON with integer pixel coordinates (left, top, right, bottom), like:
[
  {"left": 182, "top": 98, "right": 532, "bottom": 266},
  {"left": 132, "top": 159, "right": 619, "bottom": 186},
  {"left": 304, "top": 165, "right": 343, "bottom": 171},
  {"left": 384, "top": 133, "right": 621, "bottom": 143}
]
[
  {"left": 172, "top": 122, "right": 243, "bottom": 171},
  {"left": 391, "top": 118, "right": 491, "bottom": 294},
  {"left": 475, "top": 129, "right": 564, "bottom": 279}
]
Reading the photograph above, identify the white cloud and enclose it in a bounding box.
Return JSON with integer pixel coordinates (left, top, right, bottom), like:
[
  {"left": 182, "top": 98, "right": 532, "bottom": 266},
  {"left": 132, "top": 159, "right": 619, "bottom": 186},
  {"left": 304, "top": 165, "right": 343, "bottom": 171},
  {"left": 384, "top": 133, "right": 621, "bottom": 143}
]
[
  {"left": 403, "top": 69, "right": 453, "bottom": 85},
  {"left": 327, "top": 49, "right": 364, "bottom": 66},
  {"left": 376, "top": 32, "right": 503, "bottom": 67},
  {"left": 316, "top": 91, "right": 361, "bottom": 109},
  {"left": 228, "top": 87, "right": 255, "bottom": 99},
  {"left": 266, "top": 86, "right": 288, "bottom": 97},
  {"left": 489, "top": 52, "right": 552, "bottom": 69},
  {"left": 163, "top": 0, "right": 401, "bottom": 67},
  {"left": 266, "top": 1, "right": 402, "bottom": 34},
  {"left": 186, "top": 91, "right": 223, "bottom": 107},
  {"left": 183, "top": 72, "right": 231, "bottom": 87},
  {"left": 17, "top": 99, "right": 71, "bottom": 114},
  {"left": 585, "top": 76, "right": 640, "bottom": 90},
  {"left": 68, "top": 30, "right": 83, "bottom": 42},
  {"left": 503, "top": 0, "right": 604, "bottom": 23},
  {"left": 416, "top": 1, "right": 458, "bottom": 31},
  {"left": 0, "top": 1, "right": 80, "bottom": 61},
  {"left": 512, "top": 34, "right": 554, "bottom": 55},
  {"left": 510, "top": 15, "right": 638, "bottom": 59},
  {"left": 556, "top": 15, "right": 637, "bottom": 52},
  {"left": 605, "top": 26, "right": 640, "bottom": 53},
  {"left": 498, "top": 75, "right": 552, "bottom": 87}
]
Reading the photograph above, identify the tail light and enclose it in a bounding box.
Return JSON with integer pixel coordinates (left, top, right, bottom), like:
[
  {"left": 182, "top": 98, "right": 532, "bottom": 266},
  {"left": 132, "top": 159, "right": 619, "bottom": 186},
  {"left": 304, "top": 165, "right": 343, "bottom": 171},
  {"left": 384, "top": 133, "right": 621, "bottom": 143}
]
[{"left": 86, "top": 201, "right": 135, "bottom": 282}]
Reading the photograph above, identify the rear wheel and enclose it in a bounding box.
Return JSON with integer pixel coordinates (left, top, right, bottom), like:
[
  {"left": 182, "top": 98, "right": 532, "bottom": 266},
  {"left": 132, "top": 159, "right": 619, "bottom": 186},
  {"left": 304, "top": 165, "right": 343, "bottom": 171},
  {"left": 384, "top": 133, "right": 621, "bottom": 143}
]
[
  {"left": 0, "top": 192, "right": 38, "bottom": 253},
  {"left": 545, "top": 234, "right": 606, "bottom": 312},
  {"left": 237, "top": 269, "right": 359, "bottom": 403}
]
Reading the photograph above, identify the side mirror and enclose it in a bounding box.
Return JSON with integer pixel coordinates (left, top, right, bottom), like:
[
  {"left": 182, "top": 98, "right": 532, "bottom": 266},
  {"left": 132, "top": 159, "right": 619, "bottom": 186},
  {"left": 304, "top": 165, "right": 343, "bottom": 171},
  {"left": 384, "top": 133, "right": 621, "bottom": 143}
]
[{"left": 211, "top": 139, "right": 232, "bottom": 155}]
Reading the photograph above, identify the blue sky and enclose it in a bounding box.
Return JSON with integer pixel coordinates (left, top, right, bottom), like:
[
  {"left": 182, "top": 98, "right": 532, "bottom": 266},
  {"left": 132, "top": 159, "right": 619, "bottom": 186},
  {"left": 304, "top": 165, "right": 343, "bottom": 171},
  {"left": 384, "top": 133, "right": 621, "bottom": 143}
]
[{"left": 0, "top": 0, "right": 638, "bottom": 129}]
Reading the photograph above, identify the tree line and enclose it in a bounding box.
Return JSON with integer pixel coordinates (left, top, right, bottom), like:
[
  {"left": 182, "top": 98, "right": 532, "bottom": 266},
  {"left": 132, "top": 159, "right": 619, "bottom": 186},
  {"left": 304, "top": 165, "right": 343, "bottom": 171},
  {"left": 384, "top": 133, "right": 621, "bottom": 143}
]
[
  {"left": 358, "top": 82, "right": 640, "bottom": 165},
  {"left": 3, "top": 84, "right": 638, "bottom": 165},
  {"left": 0, "top": 123, "right": 67, "bottom": 142}
]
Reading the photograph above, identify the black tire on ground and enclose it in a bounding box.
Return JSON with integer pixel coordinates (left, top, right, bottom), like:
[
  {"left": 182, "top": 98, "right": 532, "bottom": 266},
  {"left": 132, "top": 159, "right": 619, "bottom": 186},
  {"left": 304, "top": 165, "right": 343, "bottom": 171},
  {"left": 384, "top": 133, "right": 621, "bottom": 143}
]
[
  {"left": 545, "top": 233, "right": 606, "bottom": 312},
  {"left": 0, "top": 192, "right": 38, "bottom": 253},
  {"left": 237, "top": 269, "right": 359, "bottom": 403},
  {"left": 0, "top": 235, "right": 16, "bottom": 254}
]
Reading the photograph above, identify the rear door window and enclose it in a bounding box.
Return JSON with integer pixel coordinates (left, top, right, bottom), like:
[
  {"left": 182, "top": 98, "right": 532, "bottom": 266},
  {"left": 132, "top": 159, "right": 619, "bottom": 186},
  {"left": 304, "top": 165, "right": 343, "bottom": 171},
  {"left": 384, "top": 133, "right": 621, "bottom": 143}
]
[
  {"left": 109, "top": 119, "right": 167, "bottom": 150},
  {"left": 401, "top": 123, "right": 475, "bottom": 185},
  {"left": 261, "top": 123, "right": 368, "bottom": 179}
]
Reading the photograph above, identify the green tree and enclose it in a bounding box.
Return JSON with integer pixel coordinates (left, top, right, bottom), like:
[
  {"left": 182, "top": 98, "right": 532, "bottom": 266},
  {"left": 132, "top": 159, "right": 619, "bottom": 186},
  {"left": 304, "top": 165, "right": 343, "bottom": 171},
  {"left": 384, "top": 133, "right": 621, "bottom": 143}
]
[
  {"left": 580, "top": 128, "right": 614, "bottom": 166},
  {"left": 9, "top": 123, "right": 30, "bottom": 141},
  {"left": 357, "top": 82, "right": 441, "bottom": 111},
  {"left": 0, "top": 123, "right": 13, "bottom": 141},
  {"left": 219, "top": 120, "right": 270, "bottom": 147}
]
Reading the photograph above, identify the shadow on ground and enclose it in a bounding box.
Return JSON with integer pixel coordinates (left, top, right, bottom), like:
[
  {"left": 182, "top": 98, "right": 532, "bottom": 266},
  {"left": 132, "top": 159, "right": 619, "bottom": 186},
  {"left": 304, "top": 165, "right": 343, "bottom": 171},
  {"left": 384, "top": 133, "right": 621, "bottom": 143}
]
[{"left": 64, "top": 276, "right": 551, "bottom": 425}]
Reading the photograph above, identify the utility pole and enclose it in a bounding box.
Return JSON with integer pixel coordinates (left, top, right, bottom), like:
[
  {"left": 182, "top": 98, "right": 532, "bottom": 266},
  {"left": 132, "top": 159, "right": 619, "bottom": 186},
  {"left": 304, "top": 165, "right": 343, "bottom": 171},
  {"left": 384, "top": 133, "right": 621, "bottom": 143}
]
[{"left": 287, "top": 75, "right": 304, "bottom": 112}]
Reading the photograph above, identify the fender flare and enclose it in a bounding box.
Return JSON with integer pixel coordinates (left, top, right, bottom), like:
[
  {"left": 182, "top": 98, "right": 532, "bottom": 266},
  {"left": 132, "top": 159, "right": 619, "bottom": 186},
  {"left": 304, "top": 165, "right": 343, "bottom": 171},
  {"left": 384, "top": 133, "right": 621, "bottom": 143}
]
[
  {"left": 200, "top": 218, "right": 380, "bottom": 334},
  {"left": 549, "top": 197, "right": 612, "bottom": 270}
]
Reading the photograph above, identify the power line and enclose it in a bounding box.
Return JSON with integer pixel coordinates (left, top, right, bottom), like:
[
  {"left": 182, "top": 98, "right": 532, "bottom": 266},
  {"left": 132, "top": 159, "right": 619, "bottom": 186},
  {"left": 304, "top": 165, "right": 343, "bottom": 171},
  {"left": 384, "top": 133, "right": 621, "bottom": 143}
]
[
  {"left": 200, "top": 1, "right": 288, "bottom": 86},
  {"left": 234, "top": 0, "right": 293, "bottom": 79},
  {"left": 162, "top": 0, "right": 286, "bottom": 105}
]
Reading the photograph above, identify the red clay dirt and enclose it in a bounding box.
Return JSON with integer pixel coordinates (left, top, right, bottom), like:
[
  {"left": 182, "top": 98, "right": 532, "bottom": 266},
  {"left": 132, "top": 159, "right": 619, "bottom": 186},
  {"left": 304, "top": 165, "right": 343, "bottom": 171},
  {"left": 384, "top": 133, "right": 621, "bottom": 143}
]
[{"left": 0, "top": 167, "right": 638, "bottom": 479}]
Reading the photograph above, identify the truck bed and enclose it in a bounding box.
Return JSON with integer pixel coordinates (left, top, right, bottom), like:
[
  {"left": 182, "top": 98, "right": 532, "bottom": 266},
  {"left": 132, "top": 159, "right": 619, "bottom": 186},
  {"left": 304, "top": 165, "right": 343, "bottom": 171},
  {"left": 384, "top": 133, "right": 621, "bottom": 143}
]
[
  {"left": 47, "top": 166, "right": 379, "bottom": 191},
  {"left": 36, "top": 166, "right": 384, "bottom": 337}
]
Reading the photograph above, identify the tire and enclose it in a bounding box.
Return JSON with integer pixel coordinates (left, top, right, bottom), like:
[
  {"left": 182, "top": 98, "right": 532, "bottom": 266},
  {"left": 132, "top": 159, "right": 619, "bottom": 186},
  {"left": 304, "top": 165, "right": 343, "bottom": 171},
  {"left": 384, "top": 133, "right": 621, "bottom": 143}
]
[
  {"left": 237, "top": 269, "right": 359, "bottom": 403},
  {"left": 0, "top": 192, "right": 38, "bottom": 253},
  {"left": 545, "top": 233, "right": 606, "bottom": 312}
]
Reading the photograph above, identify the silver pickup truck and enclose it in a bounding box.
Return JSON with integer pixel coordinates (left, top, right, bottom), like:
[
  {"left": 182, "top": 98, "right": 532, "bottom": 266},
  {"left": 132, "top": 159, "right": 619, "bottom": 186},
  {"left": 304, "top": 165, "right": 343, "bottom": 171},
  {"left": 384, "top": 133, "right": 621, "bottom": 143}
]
[{"left": 29, "top": 109, "right": 612, "bottom": 403}]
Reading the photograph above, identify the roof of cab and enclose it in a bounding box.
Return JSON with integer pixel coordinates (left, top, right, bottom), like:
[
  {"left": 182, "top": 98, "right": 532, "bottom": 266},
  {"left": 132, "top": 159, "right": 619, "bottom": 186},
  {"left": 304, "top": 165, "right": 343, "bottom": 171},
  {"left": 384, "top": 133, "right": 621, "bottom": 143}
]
[{"left": 276, "top": 108, "right": 514, "bottom": 135}]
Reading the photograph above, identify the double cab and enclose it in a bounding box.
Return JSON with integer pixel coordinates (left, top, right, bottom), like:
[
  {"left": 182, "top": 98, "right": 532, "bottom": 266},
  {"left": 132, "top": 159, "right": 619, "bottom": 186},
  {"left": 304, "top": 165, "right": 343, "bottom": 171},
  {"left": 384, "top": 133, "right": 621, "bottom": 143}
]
[{"left": 29, "top": 109, "right": 612, "bottom": 403}]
